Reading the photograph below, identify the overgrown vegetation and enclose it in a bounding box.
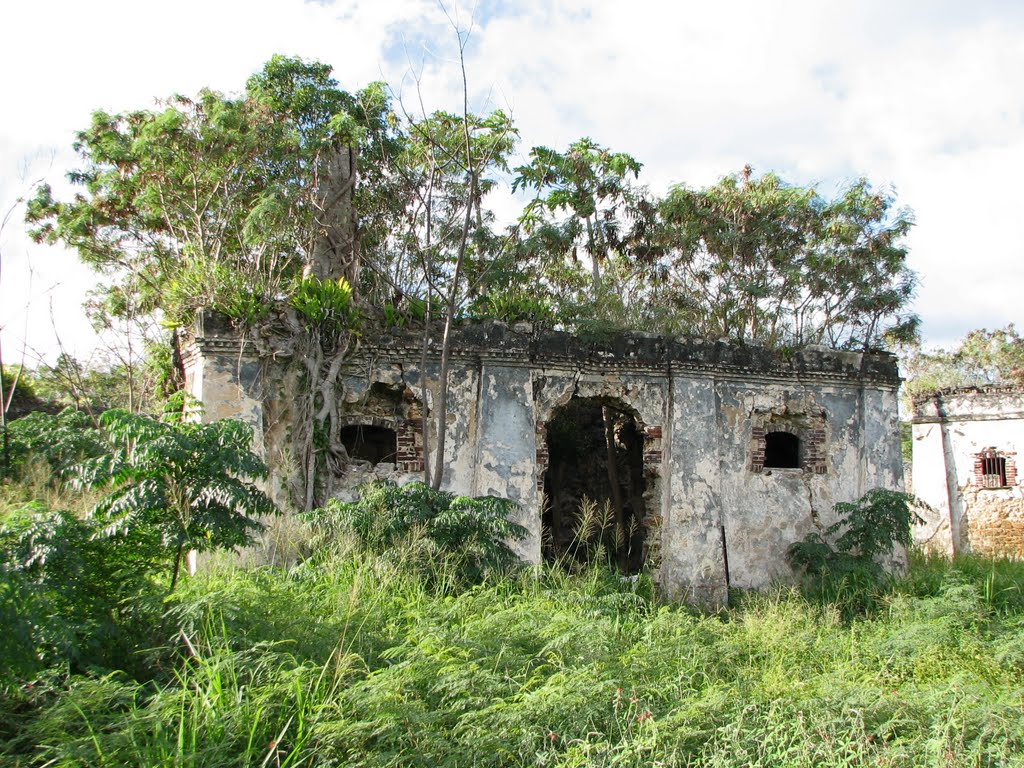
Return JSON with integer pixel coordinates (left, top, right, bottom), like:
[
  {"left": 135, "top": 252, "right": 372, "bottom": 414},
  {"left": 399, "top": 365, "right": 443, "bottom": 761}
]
[
  {"left": 3, "top": 537, "right": 1024, "bottom": 765},
  {"left": 15, "top": 50, "right": 922, "bottom": 503},
  {"left": 900, "top": 323, "right": 1024, "bottom": 401},
  {"left": 787, "top": 489, "right": 923, "bottom": 615},
  {"left": 304, "top": 480, "right": 526, "bottom": 587},
  {"left": 7, "top": 35, "right": 1010, "bottom": 768},
  {"left": 25, "top": 55, "right": 919, "bottom": 348},
  {"left": 0, "top": 410, "right": 275, "bottom": 692},
  {"left": 3, "top": 420, "right": 1023, "bottom": 766}
]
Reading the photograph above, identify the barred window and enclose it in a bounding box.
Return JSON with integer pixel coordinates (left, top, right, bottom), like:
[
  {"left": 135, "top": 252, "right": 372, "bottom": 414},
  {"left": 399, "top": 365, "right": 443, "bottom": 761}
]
[
  {"left": 980, "top": 455, "right": 1007, "bottom": 488},
  {"left": 974, "top": 448, "right": 1017, "bottom": 488}
]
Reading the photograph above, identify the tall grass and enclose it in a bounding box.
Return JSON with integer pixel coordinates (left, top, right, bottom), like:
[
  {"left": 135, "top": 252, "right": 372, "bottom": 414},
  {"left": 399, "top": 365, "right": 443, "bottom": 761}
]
[{"left": 4, "top": 540, "right": 1024, "bottom": 767}]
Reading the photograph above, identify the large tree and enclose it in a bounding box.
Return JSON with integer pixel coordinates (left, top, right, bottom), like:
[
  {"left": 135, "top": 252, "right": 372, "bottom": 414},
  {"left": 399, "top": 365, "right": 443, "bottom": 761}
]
[
  {"left": 655, "top": 168, "right": 917, "bottom": 349},
  {"left": 901, "top": 324, "right": 1024, "bottom": 400},
  {"left": 26, "top": 56, "right": 395, "bottom": 327}
]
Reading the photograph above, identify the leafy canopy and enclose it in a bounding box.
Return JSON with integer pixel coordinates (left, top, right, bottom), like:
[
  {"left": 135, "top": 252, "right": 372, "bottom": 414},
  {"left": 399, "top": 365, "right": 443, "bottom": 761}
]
[
  {"left": 26, "top": 55, "right": 393, "bottom": 327},
  {"left": 901, "top": 324, "right": 1024, "bottom": 400},
  {"left": 25, "top": 57, "right": 917, "bottom": 353},
  {"left": 655, "top": 169, "right": 917, "bottom": 349}
]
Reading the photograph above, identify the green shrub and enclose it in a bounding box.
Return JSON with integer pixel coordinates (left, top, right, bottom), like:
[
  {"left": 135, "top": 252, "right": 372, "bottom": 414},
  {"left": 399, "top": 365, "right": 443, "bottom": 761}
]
[
  {"left": 786, "top": 488, "right": 922, "bottom": 615},
  {"left": 305, "top": 480, "right": 527, "bottom": 587},
  {"left": 2, "top": 408, "right": 104, "bottom": 481},
  {"left": 0, "top": 502, "right": 164, "bottom": 691},
  {"left": 75, "top": 410, "right": 278, "bottom": 591},
  {"left": 290, "top": 275, "right": 358, "bottom": 332}
]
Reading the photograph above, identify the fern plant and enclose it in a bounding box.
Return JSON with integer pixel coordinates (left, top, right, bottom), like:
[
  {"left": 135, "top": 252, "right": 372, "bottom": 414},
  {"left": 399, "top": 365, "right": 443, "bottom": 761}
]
[
  {"left": 290, "top": 275, "right": 358, "bottom": 332},
  {"left": 74, "top": 410, "right": 278, "bottom": 591}
]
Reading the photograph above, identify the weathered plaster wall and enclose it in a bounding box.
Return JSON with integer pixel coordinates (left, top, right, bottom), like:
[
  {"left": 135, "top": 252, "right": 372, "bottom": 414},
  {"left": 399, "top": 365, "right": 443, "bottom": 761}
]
[
  {"left": 184, "top": 313, "right": 904, "bottom": 604},
  {"left": 912, "top": 387, "right": 1024, "bottom": 557}
]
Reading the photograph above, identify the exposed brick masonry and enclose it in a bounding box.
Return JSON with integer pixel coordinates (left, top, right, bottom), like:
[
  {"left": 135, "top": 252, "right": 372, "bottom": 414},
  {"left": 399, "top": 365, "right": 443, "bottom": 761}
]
[{"left": 750, "top": 416, "right": 827, "bottom": 474}]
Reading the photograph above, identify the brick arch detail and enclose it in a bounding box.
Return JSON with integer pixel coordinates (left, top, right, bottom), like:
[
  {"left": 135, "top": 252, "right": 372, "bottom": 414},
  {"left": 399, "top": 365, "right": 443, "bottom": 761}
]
[{"left": 750, "top": 411, "right": 827, "bottom": 474}]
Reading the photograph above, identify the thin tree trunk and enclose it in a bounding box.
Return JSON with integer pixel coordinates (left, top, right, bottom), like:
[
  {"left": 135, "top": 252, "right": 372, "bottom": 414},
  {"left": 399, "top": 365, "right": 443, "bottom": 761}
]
[
  {"left": 430, "top": 28, "right": 476, "bottom": 491},
  {"left": 421, "top": 299, "right": 433, "bottom": 487},
  {"left": 602, "top": 406, "right": 625, "bottom": 570},
  {"left": 0, "top": 338, "right": 9, "bottom": 477},
  {"left": 421, "top": 175, "right": 435, "bottom": 487},
  {"left": 431, "top": 197, "right": 473, "bottom": 490},
  {"left": 170, "top": 541, "right": 185, "bottom": 593},
  {"left": 585, "top": 215, "right": 602, "bottom": 293}
]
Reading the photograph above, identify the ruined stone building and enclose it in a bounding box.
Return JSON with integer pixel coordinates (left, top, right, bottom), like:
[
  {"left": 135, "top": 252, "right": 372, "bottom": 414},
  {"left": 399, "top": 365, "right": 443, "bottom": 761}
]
[
  {"left": 184, "top": 312, "right": 905, "bottom": 605},
  {"left": 912, "top": 386, "right": 1024, "bottom": 558}
]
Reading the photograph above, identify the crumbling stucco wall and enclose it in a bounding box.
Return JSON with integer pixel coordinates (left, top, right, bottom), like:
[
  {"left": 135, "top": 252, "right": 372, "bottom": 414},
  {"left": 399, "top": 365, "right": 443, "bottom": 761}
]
[
  {"left": 912, "top": 387, "right": 1024, "bottom": 557},
  {"left": 184, "top": 313, "right": 904, "bottom": 605}
]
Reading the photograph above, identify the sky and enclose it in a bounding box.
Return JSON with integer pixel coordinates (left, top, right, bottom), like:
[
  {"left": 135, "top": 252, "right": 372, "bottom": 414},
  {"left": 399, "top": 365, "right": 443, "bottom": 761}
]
[{"left": 1, "top": 0, "right": 1022, "bottom": 365}]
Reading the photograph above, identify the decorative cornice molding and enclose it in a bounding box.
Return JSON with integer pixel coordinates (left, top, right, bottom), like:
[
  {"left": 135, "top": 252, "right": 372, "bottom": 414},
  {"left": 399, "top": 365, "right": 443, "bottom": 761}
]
[{"left": 184, "top": 310, "right": 901, "bottom": 389}]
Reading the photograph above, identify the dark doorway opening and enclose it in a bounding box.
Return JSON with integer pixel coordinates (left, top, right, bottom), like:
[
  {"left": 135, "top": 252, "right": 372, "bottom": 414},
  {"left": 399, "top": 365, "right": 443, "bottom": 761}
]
[
  {"left": 764, "top": 431, "right": 800, "bottom": 469},
  {"left": 542, "top": 397, "right": 648, "bottom": 574},
  {"left": 340, "top": 424, "right": 398, "bottom": 465}
]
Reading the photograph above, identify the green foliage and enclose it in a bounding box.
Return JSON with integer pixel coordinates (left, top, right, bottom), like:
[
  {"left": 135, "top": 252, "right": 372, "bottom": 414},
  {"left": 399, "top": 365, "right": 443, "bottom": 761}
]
[
  {"left": 466, "top": 288, "right": 555, "bottom": 326},
  {"left": 5, "top": 550, "right": 1024, "bottom": 767},
  {"left": 787, "top": 488, "right": 923, "bottom": 614},
  {"left": 657, "top": 169, "right": 917, "bottom": 349},
  {"left": 305, "top": 480, "right": 526, "bottom": 587},
  {"left": 899, "top": 550, "right": 1024, "bottom": 615},
  {"left": 74, "top": 410, "right": 277, "bottom": 589},
  {"left": 290, "top": 275, "right": 358, "bottom": 332},
  {"left": 513, "top": 138, "right": 652, "bottom": 331},
  {"left": 26, "top": 56, "right": 395, "bottom": 328},
  {"left": 165, "top": 257, "right": 275, "bottom": 327},
  {"left": 3, "top": 408, "right": 104, "bottom": 481},
  {"left": 27, "top": 57, "right": 918, "bottom": 353},
  {"left": 1, "top": 365, "right": 44, "bottom": 423},
  {"left": 0, "top": 408, "right": 276, "bottom": 702},
  {"left": 900, "top": 420, "right": 912, "bottom": 462},
  {"left": 901, "top": 323, "right": 1024, "bottom": 401},
  {"left": 0, "top": 502, "right": 165, "bottom": 692},
  {"left": 378, "top": 106, "right": 519, "bottom": 327}
]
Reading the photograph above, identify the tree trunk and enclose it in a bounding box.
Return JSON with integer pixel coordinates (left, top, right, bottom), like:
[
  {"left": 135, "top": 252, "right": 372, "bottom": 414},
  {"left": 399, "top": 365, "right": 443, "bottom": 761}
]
[
  {"left": 585, "top": 215, "right": 602, "bottom": 293},
  {"left": 0, "top": 340, "right": 9, "bottom": 478},
  {"left": 305, "top": 144, "right": 359, "bottom": 285},
  {"left": 602, "top": 406, "right": 626, "bottom": 571},
  {"left": 170, "top": 541, "right": 185, "bottom": 593}
]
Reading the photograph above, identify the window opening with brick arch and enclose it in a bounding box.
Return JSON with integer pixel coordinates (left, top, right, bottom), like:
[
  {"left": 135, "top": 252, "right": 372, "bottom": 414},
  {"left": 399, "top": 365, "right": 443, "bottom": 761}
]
[
  {"left": 764, "top": 431, "right": 801, "bottom": 469},
  {"left": 541, "top": 396, "right": 648, "bottom": 574},
  {"left": 750, "top": 411, "right": 827, "bottom": 474},
  {"left": 340, "top": 424, "right": 397, "bottom": 465},
  {"left": 975, "top": 449, "right": 1016, "bottom": 488}
]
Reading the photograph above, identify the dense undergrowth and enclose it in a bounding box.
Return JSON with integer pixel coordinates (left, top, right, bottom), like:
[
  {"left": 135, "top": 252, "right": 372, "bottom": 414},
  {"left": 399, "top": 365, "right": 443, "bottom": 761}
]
[
  {"left": 2, "top": 536, "right": 1024, "bottom": 766},
  {"left": 2, "top": 418, "right": 1022, "bottom": 767}
]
